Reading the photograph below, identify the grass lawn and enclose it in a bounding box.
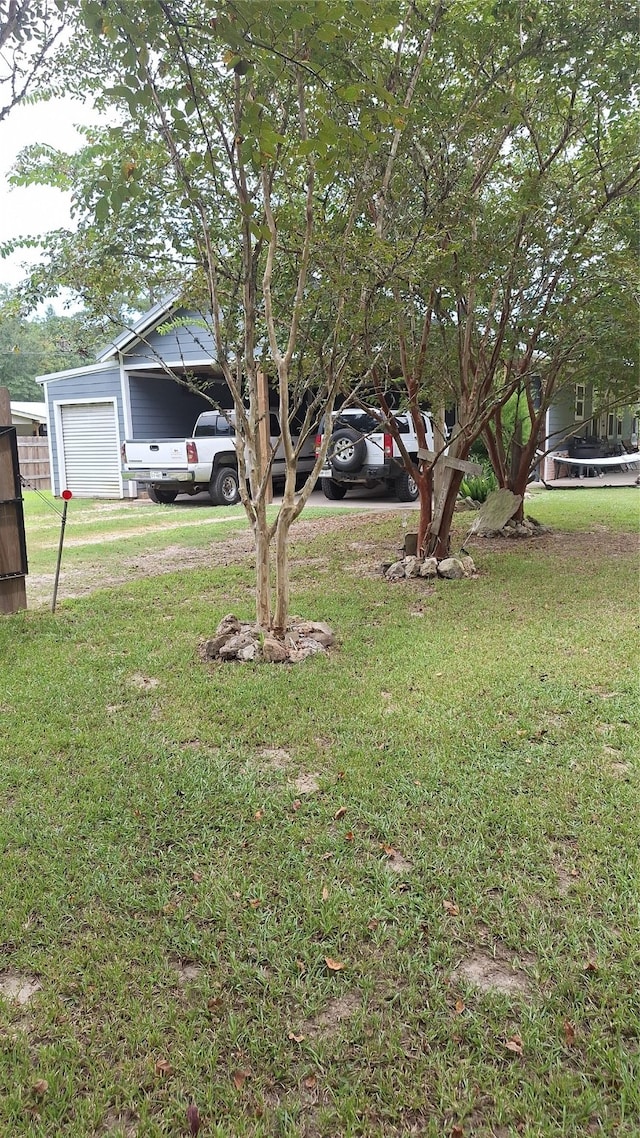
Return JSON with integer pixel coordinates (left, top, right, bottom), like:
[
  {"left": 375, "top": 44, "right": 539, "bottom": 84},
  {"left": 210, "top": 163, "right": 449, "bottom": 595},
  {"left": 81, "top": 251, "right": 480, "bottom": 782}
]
[{"left": 0, "top": 488, "right": 638, "bottom": 1136}]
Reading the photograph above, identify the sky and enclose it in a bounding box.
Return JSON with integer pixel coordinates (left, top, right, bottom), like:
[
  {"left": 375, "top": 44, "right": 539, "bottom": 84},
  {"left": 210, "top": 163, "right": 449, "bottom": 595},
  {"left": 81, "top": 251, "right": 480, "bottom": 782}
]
[{"left": 0, "top": 96, "right": 98, "bottom": 293}]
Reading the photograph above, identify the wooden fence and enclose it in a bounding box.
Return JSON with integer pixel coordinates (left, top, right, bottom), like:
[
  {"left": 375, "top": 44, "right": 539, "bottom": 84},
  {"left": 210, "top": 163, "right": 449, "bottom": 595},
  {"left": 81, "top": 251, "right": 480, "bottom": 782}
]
[{"left": 17, "top": 436, "right": 51, "bottom": 491}]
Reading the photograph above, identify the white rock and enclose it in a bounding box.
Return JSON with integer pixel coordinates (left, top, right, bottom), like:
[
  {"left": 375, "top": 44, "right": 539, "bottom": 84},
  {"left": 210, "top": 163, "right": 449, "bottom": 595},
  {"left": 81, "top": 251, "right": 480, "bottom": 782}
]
[
  {"left": 419, "top": 557, "right": 438, "bottom": 578},
  {"left": 437, "top": 557, "right": 465, "bottom": 580}
]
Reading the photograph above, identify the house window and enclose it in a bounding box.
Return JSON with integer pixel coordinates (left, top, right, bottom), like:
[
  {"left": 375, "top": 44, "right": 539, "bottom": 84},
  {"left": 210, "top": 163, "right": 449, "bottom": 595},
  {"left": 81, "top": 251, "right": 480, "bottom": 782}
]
[
  {"left": 574, "top": 384, "right": 585, "bottom": 421},
  {"left": 607, "top": 413, "right": 615, "bottom": 438}
]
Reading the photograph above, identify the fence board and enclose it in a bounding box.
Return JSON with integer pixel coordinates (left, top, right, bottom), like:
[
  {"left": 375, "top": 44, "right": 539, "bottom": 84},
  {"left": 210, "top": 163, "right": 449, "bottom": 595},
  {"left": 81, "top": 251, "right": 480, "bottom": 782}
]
[{"left": 17, "top": 437, "right": 51, "bottom": 490}]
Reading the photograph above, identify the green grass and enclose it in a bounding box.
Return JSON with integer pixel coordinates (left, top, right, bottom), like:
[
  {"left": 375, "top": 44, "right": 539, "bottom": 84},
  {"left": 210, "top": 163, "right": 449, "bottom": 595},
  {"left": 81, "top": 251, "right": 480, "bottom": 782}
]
[{"left": 0, "top": 489, "right": 638, "bottom": 1136}]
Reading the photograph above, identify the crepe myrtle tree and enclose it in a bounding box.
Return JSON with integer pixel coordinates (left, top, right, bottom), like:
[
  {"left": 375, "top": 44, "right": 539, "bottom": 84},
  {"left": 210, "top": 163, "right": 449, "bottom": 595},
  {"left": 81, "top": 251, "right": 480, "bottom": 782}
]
[
  {"left": 349, "top": 0, "right": 639, "bottom": 553},
  {"left": 32, "top": 0, "right": 414, "bottom": 633},
  {"left": 0, "top": 0, "right": 66, "bottom": 122}
]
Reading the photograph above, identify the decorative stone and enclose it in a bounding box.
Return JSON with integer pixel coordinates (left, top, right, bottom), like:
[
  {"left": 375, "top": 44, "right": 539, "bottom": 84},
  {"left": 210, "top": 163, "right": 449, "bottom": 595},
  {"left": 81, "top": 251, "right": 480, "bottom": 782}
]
[
  {"left": 419, "top": 557, "right": 438, "bottom": 578},
  {"left": 455, "top": 497, "right": 480, "bottom": 511},
  {"left": 202, "top": 632, "right": 231, "bottom": 658},
  {"left": 437, "top": 557, "right": 465, "bottom": 580},
  {"left": 386, "top": 561, "right": 407, "bottom": 581},
  {"left": 403, "top": 532, "right": 419, "bottom": 556},
  {"left": 468, "top": 489, "right": 523, "bottom": 536},
  {"left": 237, "top": 643, "right": 257, "bottom": 662},
  {"left": 216, "top": 613, "right": 241, "bottom": 636},
  {"left": 219, "top": 631, "right": 256, "bottom": 659},
  {"left": 262, "top": 636, "right": 289, "bottom": 663},
  {"left": 460, "top": 555, "right": 476, "bottom": 577},
  {"left": 404, "top": 556, "right": 421, "bottom": 578}
]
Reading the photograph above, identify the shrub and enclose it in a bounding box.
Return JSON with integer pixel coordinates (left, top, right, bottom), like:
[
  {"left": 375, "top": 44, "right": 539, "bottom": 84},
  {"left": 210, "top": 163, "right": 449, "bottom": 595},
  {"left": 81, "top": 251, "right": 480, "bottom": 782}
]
[{"left": 459, "top": 471, "right": 498, "bottom": 503}]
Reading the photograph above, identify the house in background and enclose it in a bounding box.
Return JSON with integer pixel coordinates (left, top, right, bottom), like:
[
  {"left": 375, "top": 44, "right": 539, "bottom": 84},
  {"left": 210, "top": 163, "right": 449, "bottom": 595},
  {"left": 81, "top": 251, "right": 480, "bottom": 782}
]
[
  {"left": 10, "top": 401, "right": 48, "bottom": 436},
  {"left": 541, "top": 382, "right": 639, "bottom": 482},
  {"left": 37, "top": 296, "right": 639, "bottom": 497},
  {"left": 37, "top": 298, "right": 228, "bottom": 498}
]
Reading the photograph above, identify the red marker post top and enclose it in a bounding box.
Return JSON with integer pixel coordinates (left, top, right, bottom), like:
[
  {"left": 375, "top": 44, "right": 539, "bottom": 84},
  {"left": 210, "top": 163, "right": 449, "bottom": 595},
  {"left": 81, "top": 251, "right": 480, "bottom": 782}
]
[{"left": 62, "top": 490, "right": 73, "bottom": 500}]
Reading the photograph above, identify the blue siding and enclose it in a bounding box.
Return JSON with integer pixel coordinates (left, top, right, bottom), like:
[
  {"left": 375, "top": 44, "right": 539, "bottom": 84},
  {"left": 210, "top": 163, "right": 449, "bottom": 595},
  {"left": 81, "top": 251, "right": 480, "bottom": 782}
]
[
  {"left": 128, "top": 374, "right": 225, "bottom": 438},
  {"left": 123, "top": 309, "right": 217, "bottom": 368},
  {"left": 44, "top": 367, "right": 123, "bottom": 495}
]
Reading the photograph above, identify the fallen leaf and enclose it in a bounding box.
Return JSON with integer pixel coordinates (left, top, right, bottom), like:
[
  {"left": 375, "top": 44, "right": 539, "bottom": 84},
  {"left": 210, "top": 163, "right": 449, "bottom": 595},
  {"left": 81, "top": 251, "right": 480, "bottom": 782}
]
[
  {"left": 336, "top": 771, "right": 345, "bottom": 780},
  {"left": 381, "top": 843, "right": 397, "bottom": 857},
  {"left": 563, "top": 1020, "right": 576, "bottom": 1046},
  {"left": 155, "top": 1058, "right": 173, "bottom": 1076},
  {"left": 31, "top": 1079, "right": 48, "bottom": 1096},
  {"left": 208, "top": 997, "right": 223, "bottom": 1012},
  {"left": 325, "top": 956, "right": 345, "bottom": 971},
  {"left": 345, "top": 831, "right": 354, "bottom": 841},
  {"left": 584, "top": 959, "right": 598, "bottom": 973},
  {"left": 288, "top": 1031, "right": 305, "bottom": 1043},
  {"left": 254, "top": 809, "right": 264, "bottom": 820},
  {"left": 454, "top": 999, "right": 465, "bottom": 1015},
  {"left": 186, "top": 1102, "right": 201, "bottom": 1135},
  {"left": 443, "top": 899, "right": 459, "bottom": 916},
  {"left": 232, "top": 1069, "right": 250, "bottom": 1090},
  {"left": 322, "top": 886, "right": 329, "bottom": 901},
  {"left": 292, "top": 799, "right": 302, "bottom": 811},
  {"left": 321, "top": 851, "right": 333, "bottom": 860},
  {"left": 505, "top": 1036, "right": 524, "bottom": 1056},
  {"left": 451, "top": 1126, "right": 464, "bottom": 1138},
  {"left": 303, "top": 1074, "right": 317, "bottom": 1090},
  {"left": 334, "top": 806, "right": 347, "bottom": 819},
  {"left": 296, "top": 959, "right": 307, "bottom": 974},
  {"left": 368, "top": 918, "right": 379, "bottom": 931},
  {"left": 192, "top": 871, "right": 203, "bottom": 883},
  {"left": 248, "top": 898, "right": 261, "bottom": 908}
]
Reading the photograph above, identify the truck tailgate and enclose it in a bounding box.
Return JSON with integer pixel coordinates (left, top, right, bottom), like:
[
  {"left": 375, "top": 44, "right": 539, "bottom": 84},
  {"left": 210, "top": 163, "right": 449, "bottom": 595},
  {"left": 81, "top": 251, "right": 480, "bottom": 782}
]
[{"left": 123, "top": 439, "right": 189, "bottom": 467}]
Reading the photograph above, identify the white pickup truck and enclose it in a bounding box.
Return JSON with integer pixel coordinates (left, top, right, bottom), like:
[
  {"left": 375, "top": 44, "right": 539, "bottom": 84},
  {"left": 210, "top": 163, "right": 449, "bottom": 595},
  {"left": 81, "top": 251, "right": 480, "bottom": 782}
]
[
  {"left": 121, "top": 410, "right": 316, "bottom": 505},
  {"left": 318, "top": 406, "right": 436, "bottom": 501}
]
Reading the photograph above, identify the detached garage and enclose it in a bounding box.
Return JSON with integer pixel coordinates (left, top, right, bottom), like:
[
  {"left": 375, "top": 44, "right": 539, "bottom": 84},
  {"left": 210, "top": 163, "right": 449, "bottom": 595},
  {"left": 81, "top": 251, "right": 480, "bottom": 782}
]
[{"left": 37, "top": 298, "right": 227, "bottom": 498}]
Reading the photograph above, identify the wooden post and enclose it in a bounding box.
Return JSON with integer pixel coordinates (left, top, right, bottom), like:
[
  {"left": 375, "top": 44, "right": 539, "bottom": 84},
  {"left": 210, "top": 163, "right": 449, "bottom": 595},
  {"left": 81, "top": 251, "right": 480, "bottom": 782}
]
[
  {"left": 0, "top": 386, "right": 28, "bottom": 615},
  {"left": 256, "top": 370, "right": 273, "bottom": 504}
]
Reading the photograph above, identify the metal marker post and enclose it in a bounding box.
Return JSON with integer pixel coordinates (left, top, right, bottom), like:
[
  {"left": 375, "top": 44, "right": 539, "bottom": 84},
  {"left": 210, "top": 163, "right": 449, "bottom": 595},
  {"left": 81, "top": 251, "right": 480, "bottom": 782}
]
[{"left": 51, "top": 489, "right": 73, "bottom": 613}]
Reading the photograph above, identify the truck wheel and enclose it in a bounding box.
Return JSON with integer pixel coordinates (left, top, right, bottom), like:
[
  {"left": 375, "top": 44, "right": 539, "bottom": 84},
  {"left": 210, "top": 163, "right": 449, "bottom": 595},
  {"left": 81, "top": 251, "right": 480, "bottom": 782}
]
[
  {"left": 395, "top": 471, "right": 419, "bottom": 502},
  {"left": 328, "top": 428, "right": 367, "bottom": 473},
  {"left": 321, "top": 477, "right": 347, "bottom": 500},
  {"left": 148, "top": 486, "right": 179, "bottom": 504},
  {"left": 210, "top": 466, "right": 240, "bottom": 505}
]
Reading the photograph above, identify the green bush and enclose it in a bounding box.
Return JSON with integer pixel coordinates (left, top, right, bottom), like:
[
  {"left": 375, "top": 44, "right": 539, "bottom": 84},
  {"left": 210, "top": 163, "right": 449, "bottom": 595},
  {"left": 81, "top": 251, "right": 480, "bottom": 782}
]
[{"left": 459, "top": 471, "right": 498, "bottom": 502}]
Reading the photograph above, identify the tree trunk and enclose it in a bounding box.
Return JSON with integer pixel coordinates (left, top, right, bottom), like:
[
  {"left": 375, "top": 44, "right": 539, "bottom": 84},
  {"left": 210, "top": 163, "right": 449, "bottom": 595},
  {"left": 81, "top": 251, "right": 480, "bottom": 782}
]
[
  {"left": 254, "top": 503, "right": 272, "bottom": 629},
  {"left": 427, "top": 467, "right": 464, "bottom": 559},
  {"left": 273, "top": 482, "right": 295, "bottom": 635}
]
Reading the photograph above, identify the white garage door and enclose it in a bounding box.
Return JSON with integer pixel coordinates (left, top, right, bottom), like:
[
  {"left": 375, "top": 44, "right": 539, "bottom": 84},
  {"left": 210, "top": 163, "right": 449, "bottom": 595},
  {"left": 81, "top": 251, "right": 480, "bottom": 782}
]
[{"left": 59, "top": 402, "right": 122, "bottom": 498}]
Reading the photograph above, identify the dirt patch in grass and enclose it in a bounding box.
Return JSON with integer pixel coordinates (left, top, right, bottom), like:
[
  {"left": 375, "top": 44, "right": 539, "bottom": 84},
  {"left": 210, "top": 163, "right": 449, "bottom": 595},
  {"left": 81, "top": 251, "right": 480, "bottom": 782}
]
[
  {"left": 293, "top": 772, "right": 321, "bottom": 794},
  {"left": 98, "top": 1108, "right": 139, "bottom": 1136},
  {"left": 381, "top": 848, "right": 414, "bottom": 874},
  {"left": 299, "top": 992, "right": 361, "bottom": 1039},
  {"left": 127, "top": 673, "right": 160, "bottom": 691},
  {"left": 0, "top": 973, "right": 41, "bottom": 1005},
  {"left": 169, "top": 959, "right": 202, "bottom": 986},
  {"left": 257, "top": 747, "right": 292, "bottom": 770},
  {"left": 27, "top": 512, "right": 638, "bottom": 607},
  {"left": 452, "top": 950, "right": 532, "bottom": 998}
]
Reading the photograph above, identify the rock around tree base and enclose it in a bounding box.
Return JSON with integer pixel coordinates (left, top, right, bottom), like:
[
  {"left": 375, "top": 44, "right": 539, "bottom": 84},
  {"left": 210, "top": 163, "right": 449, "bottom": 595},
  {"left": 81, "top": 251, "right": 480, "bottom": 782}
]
[
  {"left": 201, "top": 613, "right": 336, "bottom": 664},
  {"left": 382, "top": 555, "right": 477, "bottom": 581}
]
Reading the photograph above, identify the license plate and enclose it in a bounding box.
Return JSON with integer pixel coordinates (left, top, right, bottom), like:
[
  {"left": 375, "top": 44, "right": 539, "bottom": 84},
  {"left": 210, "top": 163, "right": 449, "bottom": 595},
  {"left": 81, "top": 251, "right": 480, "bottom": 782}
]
[{"left": 149, "top": 470, "right": 165, "bottom": 479}]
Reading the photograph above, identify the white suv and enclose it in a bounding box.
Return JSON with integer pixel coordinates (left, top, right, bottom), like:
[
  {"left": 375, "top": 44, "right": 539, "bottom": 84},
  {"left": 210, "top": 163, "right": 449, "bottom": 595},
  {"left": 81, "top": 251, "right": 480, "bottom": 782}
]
[{"left": 317, "top": 407, "right": 435, "bottom": 501}]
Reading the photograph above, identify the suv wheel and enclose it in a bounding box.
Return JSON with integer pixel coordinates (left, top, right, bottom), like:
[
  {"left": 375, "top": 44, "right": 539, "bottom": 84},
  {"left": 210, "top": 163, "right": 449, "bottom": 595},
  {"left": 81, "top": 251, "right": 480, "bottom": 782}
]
[
  {"left": 328, "top": 428, "right": 367, "bottom": 473},
  {"left": 395, "top": 470, "right": 419, "bottom": 502},
  {"left": 321, "top": 477, "right": 347, "bottom": 500}
]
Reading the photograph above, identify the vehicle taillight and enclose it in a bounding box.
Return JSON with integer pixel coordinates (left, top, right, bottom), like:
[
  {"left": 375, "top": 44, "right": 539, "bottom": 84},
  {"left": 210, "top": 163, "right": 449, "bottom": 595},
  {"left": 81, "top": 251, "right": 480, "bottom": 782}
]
[
  {"left": 121, "top": 442, "right": 126, "bottom": 463},
  {"left": 315, "top": 433, "right": 322, "bottom": 456},
  {"left": 186, "top": 441, "right": 198, "bottom": 463},
  {"left": 383, "top": 433, "right": 393, "bottom": 458}
]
